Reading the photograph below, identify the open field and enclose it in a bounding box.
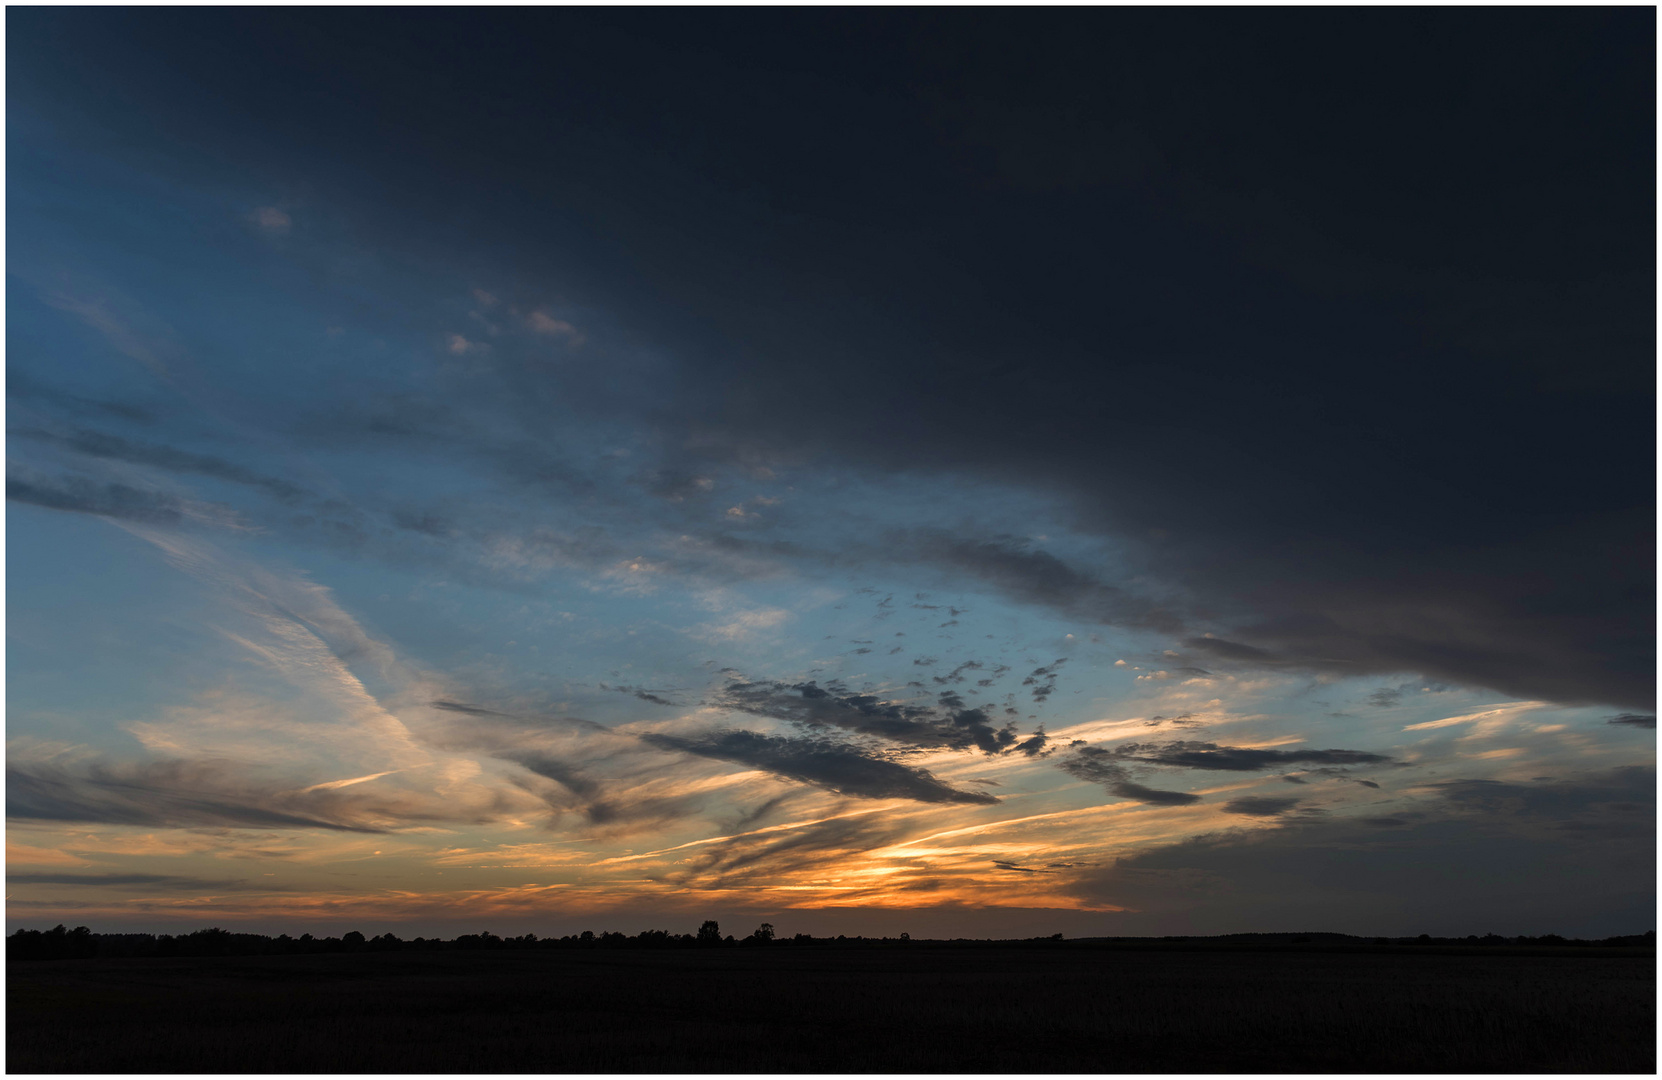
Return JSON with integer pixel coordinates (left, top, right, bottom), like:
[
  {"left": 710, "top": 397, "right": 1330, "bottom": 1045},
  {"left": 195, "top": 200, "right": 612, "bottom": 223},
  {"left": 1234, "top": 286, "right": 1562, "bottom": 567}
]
[{"left": 8, "top": 942, "right": 1654, "bottom": 1073}]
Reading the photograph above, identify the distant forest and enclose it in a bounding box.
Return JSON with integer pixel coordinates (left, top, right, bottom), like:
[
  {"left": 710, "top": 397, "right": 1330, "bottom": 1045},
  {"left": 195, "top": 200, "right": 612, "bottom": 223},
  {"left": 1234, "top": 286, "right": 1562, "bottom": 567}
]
[{"left": 8, "top": 922, "right": 1653, "bottom": 962}]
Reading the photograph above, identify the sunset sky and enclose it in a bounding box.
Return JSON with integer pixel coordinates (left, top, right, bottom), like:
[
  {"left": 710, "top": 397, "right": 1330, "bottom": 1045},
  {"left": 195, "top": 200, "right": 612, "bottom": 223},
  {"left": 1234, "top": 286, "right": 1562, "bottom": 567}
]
[{"left": 7, "top": 9, "right": 1654, "bottom": 939}]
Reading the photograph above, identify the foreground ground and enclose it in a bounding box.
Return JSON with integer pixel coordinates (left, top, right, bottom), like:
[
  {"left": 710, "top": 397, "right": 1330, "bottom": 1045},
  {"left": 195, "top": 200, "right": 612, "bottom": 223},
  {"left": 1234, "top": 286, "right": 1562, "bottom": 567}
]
[{"left": 8, "top": 942, "right": 1655, "bottom": 1073}]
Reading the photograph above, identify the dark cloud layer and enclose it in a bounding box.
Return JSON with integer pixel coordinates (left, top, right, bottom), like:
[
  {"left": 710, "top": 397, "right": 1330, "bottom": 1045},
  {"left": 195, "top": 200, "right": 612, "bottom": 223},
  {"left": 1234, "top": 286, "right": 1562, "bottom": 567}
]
[
  {"left": 14, "top": 427, "right": 305, "bottom": 501},
  {"left": 1108, "top": 741, "right": 1392, "bottom": 772},
  {"left": 1075, "top": 768, "right": 1655, "bottom": 936},
  {"left": 715, "top": 678, "right": 1040, "bottom": 757},
  {"left": 1058, "top": 746, "right": 1201, "bottom": 807},
  {"left": 1429, "top": 767, "right": 1656, "bottom": 835},
  {"left": 1055, "top": 736, "right": 1392, "bottom": 807},
  {"left": 439, "top": 692, "right": 1007, "bottom": 811},
  {"left": 7, "top": 475, "right": 191, "bottom": 524},
  {"left": 903, "top": 533, "right": 1184, "bottom": 635},
  {"left": 8, "top": 8, "right": 1653, "bottom": 711},
  {"left": 429, "top": 700, "right": 613, "bottom": 736},
  {"left": 1223, "top": 796, "right": 1303, "bottom": 817},
  {"left": 640, "top": 729, "right": 999, "bottom": 805}
]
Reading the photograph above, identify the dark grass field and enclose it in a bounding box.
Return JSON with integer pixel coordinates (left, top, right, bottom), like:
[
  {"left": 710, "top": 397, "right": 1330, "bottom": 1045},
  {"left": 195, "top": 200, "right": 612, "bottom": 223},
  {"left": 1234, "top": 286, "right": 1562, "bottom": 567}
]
[{"left": 8, "top": 942, "right": 1655, "bottom": 1073}]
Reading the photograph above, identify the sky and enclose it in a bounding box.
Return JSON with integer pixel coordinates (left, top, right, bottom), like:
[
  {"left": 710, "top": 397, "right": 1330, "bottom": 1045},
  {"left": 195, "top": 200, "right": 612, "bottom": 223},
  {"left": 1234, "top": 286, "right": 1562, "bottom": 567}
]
[{"left": 6, "top": 8, "right": 1655, "bottom": 940}]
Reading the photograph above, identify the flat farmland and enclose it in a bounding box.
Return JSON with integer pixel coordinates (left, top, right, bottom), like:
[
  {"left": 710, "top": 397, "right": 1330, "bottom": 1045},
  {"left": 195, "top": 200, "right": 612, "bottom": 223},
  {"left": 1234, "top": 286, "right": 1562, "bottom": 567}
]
[{"left": 8, "top": 943, "right": 1654, "bottom": 1073}]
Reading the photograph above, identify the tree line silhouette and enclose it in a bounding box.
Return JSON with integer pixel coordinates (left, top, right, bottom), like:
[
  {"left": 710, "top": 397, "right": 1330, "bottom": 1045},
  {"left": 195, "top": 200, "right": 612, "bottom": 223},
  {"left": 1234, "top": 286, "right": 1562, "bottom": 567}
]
[
  {"left": 6, "top": 919, "right": 807, "bottom": 961},
  {"left": 6, "top": 922, "right": 1652, "bottom": 962}
]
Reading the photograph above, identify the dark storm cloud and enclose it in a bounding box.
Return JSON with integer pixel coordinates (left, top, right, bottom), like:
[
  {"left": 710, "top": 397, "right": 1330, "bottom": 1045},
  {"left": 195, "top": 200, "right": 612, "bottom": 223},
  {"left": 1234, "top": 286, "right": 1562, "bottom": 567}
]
[
  {"left": 1607, "top": 713, "right": 1656, "bottom": 729},
  {"left": 14, "top": 427, "right": 306, "bottom": 501},
  {"left": 638, "top": 729, "right": 1000, "bottom": 805},
  {"left": 1223, "top": 796, "right": 1303, "bottom": 817},
  {"left": 713, "top": 678, "right": 1035, "bottom": 757},
  {"left": 1109, "top": 741, "right": 1392, "bottom": 772},
  {"left": 11, "top": 8, "right": 1652, "bottom": 706},
  {"left": 8, "top": 474, "right": 190, "bottom": 524},
  {"left": 1058, "top": 746, "right": 1201, "bottom": 806}
]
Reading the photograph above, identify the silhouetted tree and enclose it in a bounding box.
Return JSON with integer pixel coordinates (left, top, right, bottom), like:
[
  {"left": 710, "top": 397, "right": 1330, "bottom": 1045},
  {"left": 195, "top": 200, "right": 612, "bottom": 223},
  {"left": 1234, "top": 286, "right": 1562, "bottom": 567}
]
[
  {"left": 751, "top": 923, "right": 774, "bottom": 943},
  {"left": 697, "top": 920, "right": 722, "bottom": 946},
  {"left": 183, "top": 928, "right": 234, "bottom": 957},
  {"left": 7, "top": 925, "right": 98, "bottom": 961}
]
